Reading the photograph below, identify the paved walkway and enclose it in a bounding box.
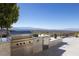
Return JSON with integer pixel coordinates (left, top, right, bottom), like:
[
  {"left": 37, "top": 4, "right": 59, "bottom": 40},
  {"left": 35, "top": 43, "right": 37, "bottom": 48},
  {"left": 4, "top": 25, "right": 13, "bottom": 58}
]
[
  {"left": 35, "top": 37, "right": 79, "bottom": 56},
  {"left": 61, "top": 37, "right": 79, "bottom": 56}
]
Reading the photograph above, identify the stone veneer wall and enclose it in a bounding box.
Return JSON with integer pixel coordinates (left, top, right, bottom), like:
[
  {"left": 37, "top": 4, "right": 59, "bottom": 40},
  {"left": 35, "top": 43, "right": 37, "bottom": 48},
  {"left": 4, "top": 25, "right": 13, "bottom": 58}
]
[
  {"left": 11, "top": 38, "right": 33, "bottom": 56},
  {"left": 0, "top": 42, "right": 11, "bottom": 56},
  {"left": 43, "top": 36, "right": 50, "bottom": 45},
  {"left": 32, "top": 37, "right": 43, "bottom": 54}
]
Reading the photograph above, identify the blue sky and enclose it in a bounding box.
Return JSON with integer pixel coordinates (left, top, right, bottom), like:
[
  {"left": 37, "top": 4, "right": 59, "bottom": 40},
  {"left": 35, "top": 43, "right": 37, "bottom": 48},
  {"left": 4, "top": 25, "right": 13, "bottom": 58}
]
[{"left": 12, "top": 3, "right": 79, "bottom": 29}]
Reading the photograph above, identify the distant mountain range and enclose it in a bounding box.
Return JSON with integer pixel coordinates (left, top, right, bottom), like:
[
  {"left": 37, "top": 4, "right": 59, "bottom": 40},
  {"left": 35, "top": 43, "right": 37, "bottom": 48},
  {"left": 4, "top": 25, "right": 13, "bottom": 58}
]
[
  {"left": 0, "top": 27, "right": 79, "bottom": 35},
  {"left": 11, "top": 27, "right": 79, "bottom": 32},
  {"left": 1, "top": 27, "right": 79, "bottom": 33},
  {"left": 11, "top": 27, "right": 45, "bottom": 31},
  {"left": 63, "top": 28, "right": 79, "bottom": 31}
]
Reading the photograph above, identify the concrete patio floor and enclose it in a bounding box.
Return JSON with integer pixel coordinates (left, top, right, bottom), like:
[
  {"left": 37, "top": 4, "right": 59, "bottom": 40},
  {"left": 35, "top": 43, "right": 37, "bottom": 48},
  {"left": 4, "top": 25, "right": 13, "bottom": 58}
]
[
  {"left": 35, "top": 37, "right": 79, "bottom": 56},
  {"left": 61, "top": 37, "right": 79, "bottom": 56}
]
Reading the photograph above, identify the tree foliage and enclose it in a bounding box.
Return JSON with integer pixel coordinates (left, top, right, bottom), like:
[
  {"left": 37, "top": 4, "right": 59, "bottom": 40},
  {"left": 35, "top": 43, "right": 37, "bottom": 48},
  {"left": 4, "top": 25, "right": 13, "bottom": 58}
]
[
  {"left": 0, "top": 3, "right": 19, "bottom": 37},
  {"left": 0, "top": 3, "right": 19, "bottom": 28}
]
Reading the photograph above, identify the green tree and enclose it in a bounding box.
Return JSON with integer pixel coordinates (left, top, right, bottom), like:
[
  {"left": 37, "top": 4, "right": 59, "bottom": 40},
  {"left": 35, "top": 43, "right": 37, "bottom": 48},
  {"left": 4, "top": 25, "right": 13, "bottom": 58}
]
[{"left": 0, "top": 3, "right": 19, "bottom": 41}]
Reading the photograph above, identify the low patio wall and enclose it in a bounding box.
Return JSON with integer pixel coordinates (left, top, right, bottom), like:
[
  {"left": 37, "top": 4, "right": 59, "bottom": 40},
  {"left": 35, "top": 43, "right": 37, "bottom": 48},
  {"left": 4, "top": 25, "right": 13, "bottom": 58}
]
[
  {"left": 49, "top": 39, "right": 62, "bottom": 48},
  {"left": 32, "top": 37, "right": 43, "bottom": 54},
  {"left": 0, "top": 42, "right": 11, "bottom": 56}
]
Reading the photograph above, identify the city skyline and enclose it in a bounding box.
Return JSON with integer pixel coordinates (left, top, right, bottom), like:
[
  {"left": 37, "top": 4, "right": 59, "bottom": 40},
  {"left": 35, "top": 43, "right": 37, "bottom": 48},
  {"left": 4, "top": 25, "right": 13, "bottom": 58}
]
[{"left": 12, "top": 3, "right": 79, "bottom": 29}]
